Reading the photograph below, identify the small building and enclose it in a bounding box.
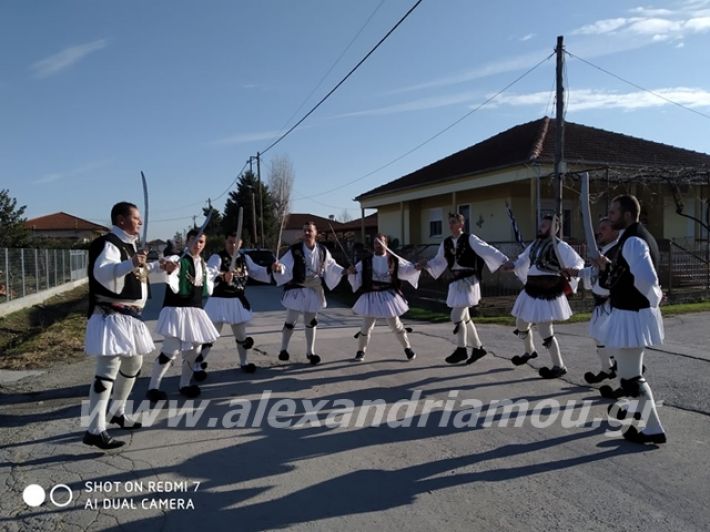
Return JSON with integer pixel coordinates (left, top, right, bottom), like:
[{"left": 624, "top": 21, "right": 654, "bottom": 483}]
[
  {"left": 355, "top": 117, "right": 710, "bottom": 247},
  {"left": 25, "top": 212, "right": 109, "bottom": 243},
  {"left": 280, "top": 213, "right": 344, "bottom": 246}
]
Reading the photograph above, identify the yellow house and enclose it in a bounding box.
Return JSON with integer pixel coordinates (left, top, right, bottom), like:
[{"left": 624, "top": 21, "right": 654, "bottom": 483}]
[{"left": 355, "top": 117, "right": 710, "bottom": 246}]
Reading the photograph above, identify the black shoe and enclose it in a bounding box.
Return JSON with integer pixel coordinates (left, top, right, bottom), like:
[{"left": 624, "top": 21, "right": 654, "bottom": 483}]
[
  {"left": 241, "top": 363, "right": 257, "bottom": 373},
  {"left": 179, "top": 385, "right": 201, "bottom": 398},
  {"left": 83, "top": 431, "right": 125, "bottom": 450},
  {"left": 539, "top": 366, "right": 567, "bottom": 379},
  {"left": 466, "top": 347, "right": 487, "bottom": 365},
  {"left": 607, "top": 403, "right": 642, "bottom": 421},
  {"left": 511, "top": 351, "right": 537, "bottom": 366},
  {"left": 110, "top": 414, "right": 142, "bottom": 429},
  {"left": 404, "top": 348, "right": 416, "bottom": 361},
  {"left": 445, "top": 347, "right": 468, "bottom": 364},
  {"left": 307, "top": 354, "right": 321, "bottom": 366},
  {"left": 201, "top": 361, "right": 208, "bottom": 370},
  {"left": 599, "top": 385, "right": 625, "bottom": 400},
  {"left": 278, "top": 350, "right": 290, "bottom": 361},
  {"left": 584, "top": 370, "right": 615, "bottom": 384},
  {"left": 354, "top": 351, "right": 365, "bottom": 362},
  {"left": 192, "top": 369, "right": 208, "bottom": 382},
  {"left": 622, "top": 426, "right": 667, "bottom": 445},
  {"left": 146, "top": 388, "right": 168, "bottom": 402}
]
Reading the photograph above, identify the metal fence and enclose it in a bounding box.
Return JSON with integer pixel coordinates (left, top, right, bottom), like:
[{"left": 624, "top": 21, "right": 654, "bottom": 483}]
[
  {"left": 332, "top": 239, "right": 710, "bottom": 312},
  {"left": 0, "top": 248, "right": 88, "bottom": 303}
]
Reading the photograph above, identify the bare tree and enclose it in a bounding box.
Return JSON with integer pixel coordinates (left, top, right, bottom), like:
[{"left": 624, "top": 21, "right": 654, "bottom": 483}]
[
  {"left": 268, "top": 154, "right": 295, "bottom": 219},
  {"left": 268, "top": 155, "right": 295, "bottom": 252},
  {"left": 339, "top": 209, "right": 352, "bottom": 223}
]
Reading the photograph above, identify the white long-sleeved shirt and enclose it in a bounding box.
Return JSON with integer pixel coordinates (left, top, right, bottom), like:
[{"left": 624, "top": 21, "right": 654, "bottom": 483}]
[{"left": 426, "top": 233, "right": 508, "bottom": 280}]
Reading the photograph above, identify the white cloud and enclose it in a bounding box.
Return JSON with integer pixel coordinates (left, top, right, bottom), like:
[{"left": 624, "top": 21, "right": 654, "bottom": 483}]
[
  {"left": 629, "top": 7, "right": 674, "bottom": 17},
  {"left": 572, "top": 18, "right": 629, "bottom": 35},
  {"left": 520, "top": 33, "right": 536, "bottom": 41},
  {"left": 627, "top": 17, "right": 682, "bottom": 35},
  {"left": 33, "top": 159, "right": 113, "bottom": 185},
  {"left": 30, "top": 39, "right": 107, "bottom": 79},
  {"left": 211, "top": 130, "right": 282, "bottom": 145},
  {"left": 685, "top": 16, "right": 710, "bottom": 30},
  {"left": 486, "top": 87, "right": 710, "bottom": 112},
  {"left": 386, "top": 50, "right": 549, "bottom": 95},
  {"left": 332, "top": 91, "right": 479, "bottom": 118}
]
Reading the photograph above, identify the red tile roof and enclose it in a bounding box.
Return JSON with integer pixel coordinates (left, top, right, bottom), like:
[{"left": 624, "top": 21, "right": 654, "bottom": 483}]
[
  {"left": 357, "top": 117, "right": 710, "bottom": 200},
  {"left": 282, "top": 213, "right": 344, "bottom": 231},
  {"left": 25, "top": 212, "right": 109, "bottom": 232},
  {"left": 338, "top": 213, "right": 378, "bottom": 231}
]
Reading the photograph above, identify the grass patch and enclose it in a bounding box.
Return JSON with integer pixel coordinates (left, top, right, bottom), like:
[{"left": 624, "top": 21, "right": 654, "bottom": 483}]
[{"left": 0, "top": 284, "right": 89, "bottom": 369}]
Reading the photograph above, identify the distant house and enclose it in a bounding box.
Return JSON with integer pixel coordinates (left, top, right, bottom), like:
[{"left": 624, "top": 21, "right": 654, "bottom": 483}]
[
  {"left": 338, "top": 213, "right": 379, "bottom": 246},
  {"left": 280, "top": 213, "right": 344, "bottom": 247},
  {"left": 25, "top": 212, "right": 109, "bottom": 243},
  {"left": 355, "top": 117, "right": 710, "bottom": 246}
]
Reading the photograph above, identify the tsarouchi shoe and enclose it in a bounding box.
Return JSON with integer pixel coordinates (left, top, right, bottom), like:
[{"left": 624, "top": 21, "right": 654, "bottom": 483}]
[
  {"left": 83, "top": 431, "right": 125, "bottom": 450},
  {"left": 445, "top": 347, "right": 468, "bottom": 364}
]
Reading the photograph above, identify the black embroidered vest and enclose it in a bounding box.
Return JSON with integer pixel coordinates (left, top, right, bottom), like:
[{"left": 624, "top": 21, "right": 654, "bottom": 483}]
[
  {"left": 212, "top": 250, "right": 248, "bottom": 298},
  {"left": 163, "top": 255, "right": 205, "bottom": 308},
  {"left": 285, "top": 242, "right": 326, "bottom": 290},
  {"left": 87, "top": 233, "right": 142, "bottom": 317},
  {"left": 443, "top": 233, "right": 484, "bottom": 279},
  {"left": 528, "top": 237, "right": 562, "bottom": 273},
  {"left": 605, "top": 223, "right": 659, "bottom": 311},
  {"left": 361, "top": 253, "right": 401, "bottom": 293}
]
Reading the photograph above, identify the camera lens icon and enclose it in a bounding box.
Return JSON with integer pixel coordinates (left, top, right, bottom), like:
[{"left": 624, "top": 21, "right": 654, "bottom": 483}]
[{"left": 23, "top": 484, "right": 73, "bottom": 508}]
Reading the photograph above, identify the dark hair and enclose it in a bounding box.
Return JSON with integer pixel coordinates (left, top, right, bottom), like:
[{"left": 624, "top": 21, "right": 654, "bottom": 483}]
[
  {"left": 448, "top": 213, "right": 465, "bottom": 223},
  {"left": 303, "top": 221, "right": 317, "bottom": 229},
  {"left": 612, "top": 194, "right": 641, "bottom": 219},
  {"left": 542, "top": 214, "right": 554, "bottom": 222},
  {"left": 110, "top": 202, "right": 138, "bottom": 225},
  {"left": 186, "top": 228, "right": 200, "bottom": 240}
]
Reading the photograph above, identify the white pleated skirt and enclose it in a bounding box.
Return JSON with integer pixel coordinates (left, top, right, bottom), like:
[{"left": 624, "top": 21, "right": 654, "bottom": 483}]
[
  {"left": 204, "top": 296, "right": 252, "bottom": 324},
  {"left": 85, "top": 313, "right": 155, "bottom": 357},
  {"left": 157, "top": 307, "right": 220, "bottom": 346},
  {"left": 589, "top": 301, "right": 612, "bottom": 342},
  {"left": 598, "top": 306, "right": 664, "bottom": 348},
  {"left": 281, "top": 287, "right": 326, "bottom": 313},
  {"left": 353, "top": 290, "right": 409, "bottom": 318},
  {"left": 446, "top": 276, "right": 481, "bottom": 308},
  {"left": 511, "top": 291, "right": 573, "bottom": 323}
]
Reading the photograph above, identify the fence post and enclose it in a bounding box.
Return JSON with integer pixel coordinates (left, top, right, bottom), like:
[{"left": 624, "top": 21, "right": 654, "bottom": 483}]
[
  {"left": 667, "top": 242, "right": 673, "bottom": 298},
  {"left": 35, "top": 248, "right": 39, "bottom": 293},
  {"left": 21, "top": 248, "right": 26, "bottom": 298},
  {"left": 4, "top": 249, "right": 9, "bottom": 302},
  {"left": 45, "top": 249, "right": 50, "bottom": 289}
]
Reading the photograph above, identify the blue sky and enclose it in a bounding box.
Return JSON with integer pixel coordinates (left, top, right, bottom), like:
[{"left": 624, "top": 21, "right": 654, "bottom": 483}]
[{"left": 3, "top": 0, "right": 710, "bottom": 241}]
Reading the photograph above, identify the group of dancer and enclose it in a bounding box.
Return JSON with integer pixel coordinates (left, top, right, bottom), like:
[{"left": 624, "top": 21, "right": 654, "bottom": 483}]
[{"left": 82, "top": 194, "right": 666, "bottom": 450}]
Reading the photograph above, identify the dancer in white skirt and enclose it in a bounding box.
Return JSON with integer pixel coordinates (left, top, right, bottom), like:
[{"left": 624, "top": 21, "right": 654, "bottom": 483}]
[
  {"left": 273, "top": 221, "right": 344, "bottom": 365},
  {"left": 596, "top": 194, "right": 666, "bottom": 444},
  {"left": 196, "top": 233, "right": 273, "bottom": 377},
  {"left": 421, "top": 213, "right": 509, "bottom": 365},
  {"left": 568, "top": 218, "right": 619, "bottom": 384},
  {"left": 348, "top": 234, "right": 420, "bottom": 362},
  {"left": 83, "top": 202, "right": 173, "bottom": 450},
  {"left": 146, "top": 228, "right": 219, "bottom": 401},
  {"left": 503, "top": 215, "right": 584, "bottom": 379}
]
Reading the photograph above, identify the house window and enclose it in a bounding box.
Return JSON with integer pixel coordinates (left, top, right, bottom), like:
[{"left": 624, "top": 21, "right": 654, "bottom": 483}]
[
  {"left": 429, "top": 208, "right": 443, "bottom": 237},
  {"left": 457, "top": 204, "right": 470, "bottom": 233}
]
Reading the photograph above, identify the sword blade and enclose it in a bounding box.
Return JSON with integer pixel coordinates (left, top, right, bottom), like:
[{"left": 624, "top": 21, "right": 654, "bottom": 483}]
[
  {"left": 580, "top": 172, "right": 600, "bottom": 260},
  {"left": 140, "top": 171, "right": 149, "bottom": 247}
]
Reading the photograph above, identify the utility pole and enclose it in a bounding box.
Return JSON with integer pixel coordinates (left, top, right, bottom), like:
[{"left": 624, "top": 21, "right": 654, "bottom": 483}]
[
  {"left": 256, "top": 152, "right": 264, "bottom": 249},
  {"left": 250, "top": 188, "right": 258, "bottom": 248},
  {"left": 554, "top": 35, "right": 566, "bottom": 237}
]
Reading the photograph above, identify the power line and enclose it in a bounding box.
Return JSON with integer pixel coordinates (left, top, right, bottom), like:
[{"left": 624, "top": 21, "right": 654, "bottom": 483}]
[
  {"left": 258, "top": 0, "right": 424, "bottom": 157},
  {"left": 294, "top": 50, "right": 555, "bottom": 202},
  {"left": 566, "top": 49, "right": 710, "bottom": 121},
  {"left": 276, "top": 0, "right": 387, "bottom": 135}
]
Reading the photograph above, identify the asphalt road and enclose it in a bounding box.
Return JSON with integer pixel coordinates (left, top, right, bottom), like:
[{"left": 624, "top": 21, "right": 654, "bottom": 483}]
[{"left": 1, "top": 284, "right": 709, "bottom": 531}]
